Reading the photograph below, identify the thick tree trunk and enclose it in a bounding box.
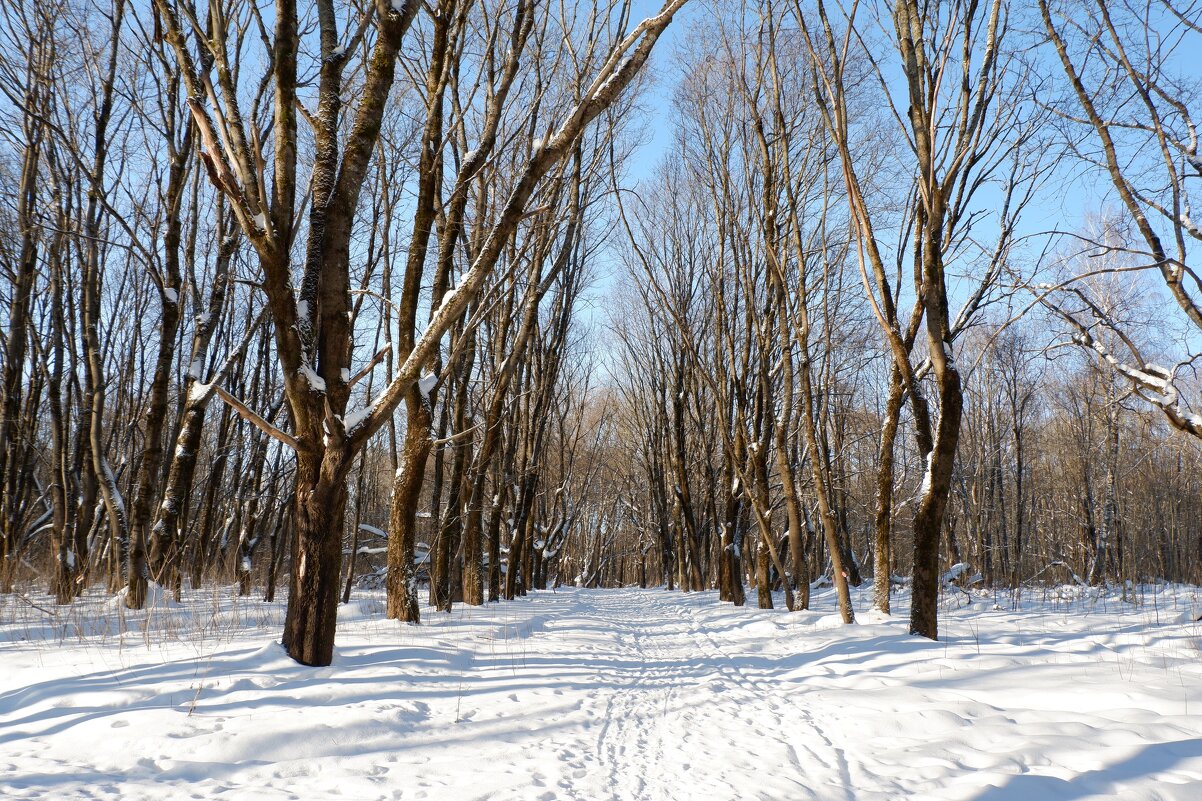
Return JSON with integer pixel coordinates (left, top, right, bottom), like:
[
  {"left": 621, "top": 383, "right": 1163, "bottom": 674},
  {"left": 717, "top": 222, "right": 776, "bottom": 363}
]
[
  {"left": 282, "top": 449, "right": 351, "bottom": 666},
  {"left": 461, "top": 470, "right": 486, "bottom": 606},
  {"left": 909, "top": 370, "right": 963, "bottom": 640},
  {"left": 72, "top": 422, "right": 98, "bottom": 592},
  {"left": 749, "top": 427, "right": 779, "bottom": 609}
]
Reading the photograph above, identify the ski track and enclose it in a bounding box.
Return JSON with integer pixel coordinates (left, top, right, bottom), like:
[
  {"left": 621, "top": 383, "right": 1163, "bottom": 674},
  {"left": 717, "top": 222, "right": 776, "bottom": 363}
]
[{"left": 3, "top": 585, "right": 1202, "bottom": 800}]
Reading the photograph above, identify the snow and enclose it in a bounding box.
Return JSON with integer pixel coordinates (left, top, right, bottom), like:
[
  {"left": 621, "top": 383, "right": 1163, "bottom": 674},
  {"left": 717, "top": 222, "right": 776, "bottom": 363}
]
[
  {"left": 163, "top": 287, "right": 179, "bottom": 304},
  {"left": 1140, "top": 363, "right": 1171, "bottom": 389},
  {"left": 298, "top": 365, "right": 326, "bottom": 392},
  {"left": 941, "top": 561, "right": 972, "bottom": 583},
  {"left": 341, "top": 406, "right": 369, "bottom": 434},
  {"left": 1180, "top": 208, "right": 1200, "bottom": 237},
  {"left": 107, "top": 581, "right": 182, "bottom": 612},
  {"left": 186, "top": 380, "right": 211, "bottom": 404},
  {"left": 918, "top": 450, "right": 935, "bottom": 501},
  {"left": 2, "top": 584, "right": 1201, "bottom": 800},
  {"left": 101, "top": 463, "right": 125, "bottom": 516},
  {"left": 592, "top": 55, "right": 634, "bottom": 101},
  {"left": 418, "top": 372, "right": 438, "bottom": 398}
]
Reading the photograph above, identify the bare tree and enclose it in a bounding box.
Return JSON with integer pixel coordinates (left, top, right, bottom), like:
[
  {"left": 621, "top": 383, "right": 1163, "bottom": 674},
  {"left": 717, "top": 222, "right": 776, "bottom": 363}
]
[
  {"left": 799, "top": 0, "right": 1041, "bottom": 637},
  {"left": 1040, "top": 0, "right": 1202, "bottom": 440},
  {"left": 149, "top": 0, "right": 687, "bottom": 664}
]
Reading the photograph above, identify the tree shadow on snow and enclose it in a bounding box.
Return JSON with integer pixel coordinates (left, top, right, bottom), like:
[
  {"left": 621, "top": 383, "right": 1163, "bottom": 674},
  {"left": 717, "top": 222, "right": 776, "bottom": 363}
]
[{"left": 969, "top": 738, "right": 1202, "bottom": 800}]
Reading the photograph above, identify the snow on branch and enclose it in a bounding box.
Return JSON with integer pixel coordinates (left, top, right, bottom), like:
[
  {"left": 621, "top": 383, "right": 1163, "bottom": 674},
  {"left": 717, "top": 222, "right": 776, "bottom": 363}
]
[
  {"left": 1044, "top": 291, "right": 1202, "bottom": 440},
  {"left": 344, "top": 0, "right": 690, "bottom": 450}
]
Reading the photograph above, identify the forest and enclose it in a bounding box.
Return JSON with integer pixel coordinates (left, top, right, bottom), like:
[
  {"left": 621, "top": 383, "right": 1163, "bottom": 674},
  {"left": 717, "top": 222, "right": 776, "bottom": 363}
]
[
  {"left": 4, "top": 1, "right": 1202, "bottom": 799},
  {"left": 0, "top": 0, "right": 1200, "bottom": 672}
]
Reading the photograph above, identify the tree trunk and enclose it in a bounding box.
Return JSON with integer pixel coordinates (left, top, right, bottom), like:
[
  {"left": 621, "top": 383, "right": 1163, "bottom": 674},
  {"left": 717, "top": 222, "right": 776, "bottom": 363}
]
[
  {"left": 126, "top": 290, "right": 181, "bottom": 608},
  {"left": 282, "top": 448, "right": 352, "bottom": 666},
  {"left": 386, "top": 390, "right": 431, "bottom": 622},
  {"left": 873, "top": 366, "right": 905, "bottom": 614},
  {"left": 0, "top": 76, "right": 42, "bottom": 593},
  {"left": 149, "top": 221, "right": 235, "bottom": 591},
  {"left": 126, "top": 121, "right": 193, "bottom": 608},
  {"left": 910, "top": 371, "right": 963, "bottom": 640},
  {"left": 718, "top": 465, "right": 746, "bottom": 606}
]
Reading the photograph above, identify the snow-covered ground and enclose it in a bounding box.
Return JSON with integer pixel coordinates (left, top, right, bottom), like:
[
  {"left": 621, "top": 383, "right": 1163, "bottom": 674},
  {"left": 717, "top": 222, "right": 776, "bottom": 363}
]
[{"left": 2, "top": 582, "right": 1201, "bottom": 800}]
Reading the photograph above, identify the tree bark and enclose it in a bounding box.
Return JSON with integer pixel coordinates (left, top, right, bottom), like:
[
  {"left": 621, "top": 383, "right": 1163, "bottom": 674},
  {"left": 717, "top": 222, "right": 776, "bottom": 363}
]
[
  {"left": 282, "top": 448, "right": 352, "bottom": 666},
  {"left": 872, "top": 366, "right": 905, "bottom": 614},
  {"left": 386, "top": 390, "right": 431, "bottom": 622}
]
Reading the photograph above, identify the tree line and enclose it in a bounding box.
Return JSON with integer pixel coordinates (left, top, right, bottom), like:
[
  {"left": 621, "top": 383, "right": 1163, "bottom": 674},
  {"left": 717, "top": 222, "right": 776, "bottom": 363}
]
[
  {"left": 1, "top": 0, "right": 1199, "bottom": 666},
  {"left": 584, "top": 0, "right": 1202, "bottom": 627}
]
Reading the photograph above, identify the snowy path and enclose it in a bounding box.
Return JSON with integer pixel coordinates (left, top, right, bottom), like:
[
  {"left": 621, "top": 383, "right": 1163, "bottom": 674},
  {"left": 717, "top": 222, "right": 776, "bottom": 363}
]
[
  {"left": 3, "top": 585, "right": 1202, "bottom": 800},
  {"left": 554, "top": 591, "right": 851, "bottom": 801}
]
